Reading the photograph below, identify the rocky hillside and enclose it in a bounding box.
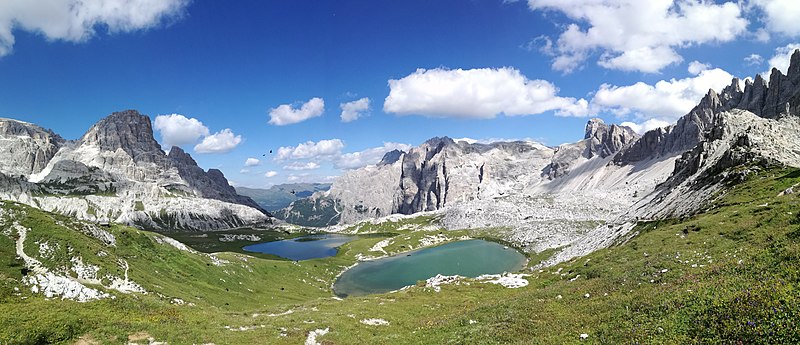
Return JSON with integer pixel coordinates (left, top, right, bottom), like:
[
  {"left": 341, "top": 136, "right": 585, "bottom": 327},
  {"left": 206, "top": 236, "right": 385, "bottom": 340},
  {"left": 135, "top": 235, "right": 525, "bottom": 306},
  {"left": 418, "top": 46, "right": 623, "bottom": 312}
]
[
  {"left": 0, "top": 110, "right": 270, "bottom": 231},
  {"left": 286, "top": 50, "right": 800, "bottom": 260}
]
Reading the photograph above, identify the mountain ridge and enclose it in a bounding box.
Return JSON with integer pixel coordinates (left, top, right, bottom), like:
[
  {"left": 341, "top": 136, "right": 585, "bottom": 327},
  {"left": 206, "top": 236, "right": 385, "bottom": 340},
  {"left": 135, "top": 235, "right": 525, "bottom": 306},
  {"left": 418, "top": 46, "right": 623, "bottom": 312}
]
[
  {"left": 283, "top": 50, "right": 800, "bottom": 265},
  {"left": 0, "top": 110, "right": 271, "bottom": 231}
]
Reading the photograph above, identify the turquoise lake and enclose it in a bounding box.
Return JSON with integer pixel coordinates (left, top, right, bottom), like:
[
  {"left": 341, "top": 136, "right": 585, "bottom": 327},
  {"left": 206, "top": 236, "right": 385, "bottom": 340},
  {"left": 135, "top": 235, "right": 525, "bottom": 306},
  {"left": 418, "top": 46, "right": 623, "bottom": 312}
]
[
  {"left": 242, "top": 234, "right": 355, "bottom": 260},
  {"left": 333, "top": 239, "right": 527, "bottom": 297}
]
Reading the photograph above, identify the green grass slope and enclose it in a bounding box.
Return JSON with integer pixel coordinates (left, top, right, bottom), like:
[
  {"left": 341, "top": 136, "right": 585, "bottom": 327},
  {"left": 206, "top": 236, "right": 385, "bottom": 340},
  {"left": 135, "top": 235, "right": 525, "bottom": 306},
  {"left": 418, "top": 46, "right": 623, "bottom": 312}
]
[{"left": 1, "top": 166, "right": 799, "bottom": 344}]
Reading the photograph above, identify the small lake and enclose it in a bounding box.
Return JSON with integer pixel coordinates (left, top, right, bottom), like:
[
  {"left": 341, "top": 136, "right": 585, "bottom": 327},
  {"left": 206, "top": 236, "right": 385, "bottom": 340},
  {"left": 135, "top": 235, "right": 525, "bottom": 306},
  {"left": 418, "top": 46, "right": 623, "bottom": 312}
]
[
  {"left": 333, "top": 239, "right": 527, "bottom": 297},
  {"left": 242, "top": 234, "right": 355, "bottom": 260}
]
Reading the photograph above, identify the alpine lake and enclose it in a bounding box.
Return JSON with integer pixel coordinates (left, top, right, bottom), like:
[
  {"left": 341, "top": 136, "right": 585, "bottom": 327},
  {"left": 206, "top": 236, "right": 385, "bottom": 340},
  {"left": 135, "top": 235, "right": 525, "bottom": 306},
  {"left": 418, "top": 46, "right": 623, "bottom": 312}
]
[{"left": 164, "top": 228, "right": 527, "bottom": 296}]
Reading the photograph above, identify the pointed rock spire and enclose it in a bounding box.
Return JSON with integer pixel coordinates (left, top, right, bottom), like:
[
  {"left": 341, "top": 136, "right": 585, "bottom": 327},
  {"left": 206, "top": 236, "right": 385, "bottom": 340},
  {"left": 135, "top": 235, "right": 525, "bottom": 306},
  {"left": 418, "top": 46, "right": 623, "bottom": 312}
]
[
  {"left": 789, "top": 49, "right": 800, "bottom": 85},
  {"left": 720, "top": 78, "right": 743, "bottom": 109}
]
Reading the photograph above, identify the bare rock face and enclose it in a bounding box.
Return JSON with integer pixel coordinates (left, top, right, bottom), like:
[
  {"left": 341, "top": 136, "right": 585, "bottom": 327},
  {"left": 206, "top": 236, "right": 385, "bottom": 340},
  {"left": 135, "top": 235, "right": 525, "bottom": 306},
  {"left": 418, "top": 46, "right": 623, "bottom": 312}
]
[
  {"left": 378, "top": 149, "right": 404, "bottom": 165},
  {"left": 545, "top": 119, "right": 639, "bottom": 179},
  {"left": 583, "top": 118, "right": 639, "bottom": 159},
  {"left": 0, "top": 110, "right": 270, "bottom": 231},
  {"left": 729, "top": 50, "right": 800, "bottom": 118},
  {"left": 166, "top": 146, "right": 266, "bottom": 212},
  {"left": 80, "top": 110, "right": 162, "bottom": 161},
  {"left": 287, "top": 137, "right": 557, "bottom": 225},
  {"left": 615, "top": 89, "right": 722, "bottom": 164},
  {"left": 0, "top": 119, "right": 64, "bottom": 177}
]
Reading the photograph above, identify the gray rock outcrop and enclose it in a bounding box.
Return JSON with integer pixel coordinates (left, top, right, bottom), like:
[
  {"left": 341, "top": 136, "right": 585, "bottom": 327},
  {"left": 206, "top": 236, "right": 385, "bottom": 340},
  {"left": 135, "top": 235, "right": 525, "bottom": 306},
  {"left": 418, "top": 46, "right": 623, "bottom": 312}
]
[{"left": 0, "top": 119, "right": 64, "bottom": 177}]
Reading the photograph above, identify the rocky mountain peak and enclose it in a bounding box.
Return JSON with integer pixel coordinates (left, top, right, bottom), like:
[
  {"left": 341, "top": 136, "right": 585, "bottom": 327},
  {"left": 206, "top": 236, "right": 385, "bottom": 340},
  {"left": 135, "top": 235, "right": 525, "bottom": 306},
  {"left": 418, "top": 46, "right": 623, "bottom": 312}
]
[
  {"left": 80, "top": 110, "right": 164, "bottom": 162},
  {"left": 583, "top": 118, "right": 639, "bottom": 159},
  {"left": 698, "top": 88, "right": 723, "bottom": 111},
  {"left": 720, "top": 78, "right": 743, "bottom": 108},
  {"left": 584, "top": 118, "right": 607, "bottom": 140},
  {"left": 378, "top": 149, "right": 404, "bottom": 165},
  {"left": 0, "top": 118, "right": 64, "bottom": 177},
  {"left": 167, "top": 146, "right": 197, "bottom": 166},
  {"left": 423, "top": 136, "right": 456, "bottom": 147},
  {"left": 789, "top": 49, "right": 800, "bottom": 85}
]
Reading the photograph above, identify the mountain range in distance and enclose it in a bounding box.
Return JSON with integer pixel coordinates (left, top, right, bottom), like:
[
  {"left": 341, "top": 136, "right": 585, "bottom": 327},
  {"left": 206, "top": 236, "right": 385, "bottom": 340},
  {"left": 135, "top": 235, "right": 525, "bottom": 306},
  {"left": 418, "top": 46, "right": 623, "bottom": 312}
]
[{"left": 236, "top": 183, "right": 331, "bottom": 211}]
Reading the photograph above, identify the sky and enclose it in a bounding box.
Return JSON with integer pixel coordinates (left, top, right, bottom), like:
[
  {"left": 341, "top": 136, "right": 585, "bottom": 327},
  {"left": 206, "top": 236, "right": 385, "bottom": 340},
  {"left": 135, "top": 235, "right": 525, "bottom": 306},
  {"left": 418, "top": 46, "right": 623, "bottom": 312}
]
[{"left": 0, "top": 0, "right": 799, "bottom": 188}]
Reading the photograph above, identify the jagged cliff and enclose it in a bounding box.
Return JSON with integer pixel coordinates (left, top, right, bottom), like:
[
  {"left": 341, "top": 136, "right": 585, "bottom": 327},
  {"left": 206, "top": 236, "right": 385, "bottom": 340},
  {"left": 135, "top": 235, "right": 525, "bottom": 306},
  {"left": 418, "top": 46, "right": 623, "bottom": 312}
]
[
  {"left": 0, "top": 110, "right": 270, "bottom": 231},
  {"left": 0, "top": 119, "right": 64, "bottom": 177},
  {"left": 542, "top": 50, "right": 800, "bottom": 265}
]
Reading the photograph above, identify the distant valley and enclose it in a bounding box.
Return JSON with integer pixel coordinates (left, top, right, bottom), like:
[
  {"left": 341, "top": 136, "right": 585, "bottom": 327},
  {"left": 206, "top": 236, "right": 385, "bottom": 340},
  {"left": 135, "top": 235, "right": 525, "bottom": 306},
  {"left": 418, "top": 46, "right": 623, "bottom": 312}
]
[{"left": 236, "top": 183, "right": 330, "bottom": 211}]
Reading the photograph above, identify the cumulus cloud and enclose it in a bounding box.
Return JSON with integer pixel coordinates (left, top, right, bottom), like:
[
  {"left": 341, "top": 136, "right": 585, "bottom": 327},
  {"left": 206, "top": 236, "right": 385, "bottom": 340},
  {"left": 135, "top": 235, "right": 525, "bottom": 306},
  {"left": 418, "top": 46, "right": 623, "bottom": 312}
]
[
  {"left": 193, "top": 129, "right": 242, "bottom": 154},
  {"left": 687, "top": 61, "right": 711, "bottom": 76},
  {"left": 591, "top": 67, "right": 736, "bottom": 121},
  {"left": 264, "top": 171, "right": 278, "bottom": 178},
  {"left": 153, "top": 114, "right": 209, "bottom": 149},
  {"left": 334, "top": 142, "right": 412, "bottom": 170},
  {"left": 244, "top": 158, "right": 260, "bottom": 167},
  {"left": 745, "top": 54, "right": 764, "bottom": 66},
  {"left": 268, "top": 97, "right": 325, "bottom": 126},
  {"left": 752, "top": 0, "right": 800, "bottom": 37},
  {"left": 620, "top": 119, "right": 672, "bottom": 134},
  {"left": 275, "top": 139, "right": 344, "bottom": 161},
  {"left": 527, "top": 0, "right": 748, "bottom": 73},
  {"left": 340, "top": 97, "right": 371, "bottom": 122},
  {"left": 283, "top": 162, "right": 321, "bottom": 171},
  {"left": 384, "top": 67, "right": 588, "bottom": 118},
  {"left": 240, "top": 169, "right": 250, "bottom": 174},
  {"left": 0, "top": 0, "right": 189, "bottom": 57},
  {"left": 762, "top": 43, "right": 800, "bottom": 80}
]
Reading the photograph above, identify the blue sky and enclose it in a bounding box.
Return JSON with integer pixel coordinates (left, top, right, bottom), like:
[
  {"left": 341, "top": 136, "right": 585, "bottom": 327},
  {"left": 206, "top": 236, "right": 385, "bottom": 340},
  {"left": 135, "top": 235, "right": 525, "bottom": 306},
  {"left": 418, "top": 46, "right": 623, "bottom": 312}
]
[{"left": 0, "top": 0, "right": 798, "bottom": 188}]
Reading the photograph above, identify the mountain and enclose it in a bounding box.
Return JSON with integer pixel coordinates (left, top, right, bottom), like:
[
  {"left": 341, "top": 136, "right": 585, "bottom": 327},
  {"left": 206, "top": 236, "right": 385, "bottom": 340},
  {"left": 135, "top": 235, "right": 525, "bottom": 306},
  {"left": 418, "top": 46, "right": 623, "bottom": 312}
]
[
  {"left": 284, "top": 50, "right": 800, "bottom": 260},
  {"left": 0, "top": 110, "right": 271, "bottom": 231},
  {"left": 235, "top": 183, "right": 331, "bottom": 211}
]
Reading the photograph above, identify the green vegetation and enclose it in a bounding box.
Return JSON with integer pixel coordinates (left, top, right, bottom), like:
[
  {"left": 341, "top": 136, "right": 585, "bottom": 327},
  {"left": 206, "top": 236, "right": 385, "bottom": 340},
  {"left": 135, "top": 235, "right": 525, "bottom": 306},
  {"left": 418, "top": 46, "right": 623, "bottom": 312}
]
[
  {"left": 162, "top": 228, "right": 309, "bottom": 260},
  {"left": 274, "top": 196, "right": 343, "bottom": 227},
  {"left": 1, "top": 166, "right": 799, "bottom": 343}
]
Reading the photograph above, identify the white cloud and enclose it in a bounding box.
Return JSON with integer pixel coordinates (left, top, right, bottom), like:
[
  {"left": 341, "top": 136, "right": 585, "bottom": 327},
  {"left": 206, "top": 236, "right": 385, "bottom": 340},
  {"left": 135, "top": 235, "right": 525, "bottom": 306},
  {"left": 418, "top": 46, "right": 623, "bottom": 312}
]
[
  {"left": 275, "top": 139, "right": 344, "bottom": 161},
  {"left": 384, "top": 67, "right": 588, "bottom": 118},
  {"left": 193, "top": 129, "right": 242, "bottom": 154},
  {"left": 240, "top": 169, "right": 250, "bottom": 174},
  {"left": 0, "top": 0, "right": 188, "bottom": 57},
  {"left": 687, "top": 61, "right": 711, "bottom": 76},
  {"left": 335, "top": 142, "right": 412, "bottom": 170},
  {"left": 752, "top": 0, "right": 800, "bottom": 37},
  {"left": 591, "top": 67, "right": 736, "bottom": 121},
  {"left": 620, "top": 119, "right": 672, "bottom": 134},
  {"left": 283, "top": 162, "right": 321, "bottom": 171},
  {"left": 762, "top": 43, "right": 800, "bottom": 80},
  {"left": 153, "top": 114, "right": 209, "bottom": 149},
  {"left": 453, "top": 137, "right": 540, "bottom": 145},
  {"left": 244, "top": 158, "right": 260, "bottom": 167},
  {"left": 527, "top": 0, "right": 748, "bottom": 73},
  {"left": 745, "top": 54, "right": 764, "bottom": 66},
  {"left": 268, "top": 97, "right": 325, "bottom": 126},
  {"left": 264, "top": 171, "right": 278, "bottom": 178},
  {"left": 340, "top": 97, "right": 371, "bottom": 122}
]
